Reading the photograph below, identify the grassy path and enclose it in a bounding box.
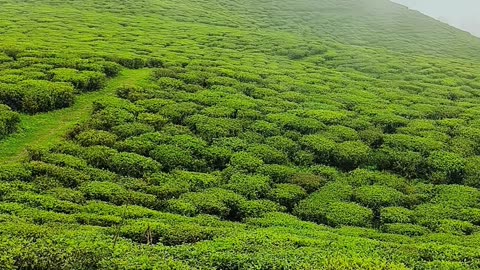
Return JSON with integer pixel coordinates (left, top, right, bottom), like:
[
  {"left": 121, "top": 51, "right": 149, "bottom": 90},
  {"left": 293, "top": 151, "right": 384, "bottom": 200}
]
[{"left": 0, "top": 69, "right": 151, "bottom": 164}]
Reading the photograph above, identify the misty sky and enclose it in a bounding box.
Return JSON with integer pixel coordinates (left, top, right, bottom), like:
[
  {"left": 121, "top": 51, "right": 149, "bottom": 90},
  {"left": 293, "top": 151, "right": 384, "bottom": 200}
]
[{"left": 391, "top": 0, "right": 480, "bottom": 37}]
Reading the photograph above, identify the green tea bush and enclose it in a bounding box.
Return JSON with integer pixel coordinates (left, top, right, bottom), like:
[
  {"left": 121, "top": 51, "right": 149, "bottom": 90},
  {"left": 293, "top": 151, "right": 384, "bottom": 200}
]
[
  {"left": 426, "top": 151, "right": 466, "bottom": 184},
  {"left": 257, "top": 164, "right": 298, "bottom": 183},
  {"left": 464, "top": 157, "right": 480, "bottom": 188},
  {"left": 175, "top": 170, "right": 222, "bottom": 190},
  {"left": 459, "top": 208, "right": 480, "bottom": 225},
  {"left": 246, "top": 144, "right": 288, "bottom": 164},
  {"left": 116, "top": 85, "right": 152, "bottom": 102},
  {"left": 167, "top": 188, "right": 245, "bottom": 220},
  {"left": 0, "top": 104, "right": 20, "bottom": 138},
  {"left": 149, "top": 144, "right": 193, "bottom": 172},
  {"left": 159, "top": 102, "right": 201, "bottom": 124},
  {"left": 290, "top": 172, "right": 327, "bottom": 193},
  {"left": 111, "top": 123, "right": 154, "bottom": 139},
  {"left": 435, "top": 219, "right": 476, "bottom": 235},
  {"left": 90, "top": 107, "right": 136, "bottom": 130},
  {"left": 202, "top": 146, "right": 233, "bottom": 170},
  {"left": 381, "top": 223, "right": 430, "bottom": 236},
  {"left": 29, "top": 161, "right": 89, "bottom": 188},
  {"left": 372, "top": 114, "right": 408, "bottom": 133},
  {"left": 169, "top": 134, "right": 208, "bottom": 155},
  {"left": 238, "top": 199, "right": 284, "bottom": 219},
  {"left": 136, "top": 98, "right": 175, "bottom": 113},
  {"left": 137, "top": 113, "right": 168, "bottom": 130},
  {"left": 0, "top": 164, "right": 32, "bottom": 182},
  {"left": 325, "top": 202, "right": 374, "bottom": 227},
  {"left": 375, "top": 147, "right": 426, "bottom": 179},
  {"left": 74, "top": 213, "right": 121, "bottom": 226},
  {"left": 346, "top": 169, "right": 410, "bottom": 192},
  {"left": 432, "top": 185, "right": 480, "bottom": 208},
  {"left": 228, "top": 152, "right": 264, "bottom": 173},
  {"left": 108, "top": 152, "right": 162, "bottom": 177},
  {"left": 114, "top": 134, "right": 160, "bottom": 156},
  {"left": 4, "top": 0, "right": 480, "bottom": 267},
  {"left": 80, "top": 181, "right": 157, "bottom": 208},
  {"left": 82, "top": 146, "right": 118, "bottom": 169},
  {"left": 75, "top": 130, "right": 118, "bottom": 147},
  {"left": 46, "top": 187, "right": 85, "bottom": 204},
  {"left": 324, "top": 125, "right": 360, "bottom": 142},
  {"left": 266, "top": 184, "right": 307, "bottom": 210},
  {"left": 300, "top": 134, "right": 335, "bottom": 163},
  {"left": 80, "top": 181, "right": 128, "bottom": 205},
  {"left": 264, "top": 135, "right": 299, "bottom": 155},
  {"left": 331, "top": 141, "right": 371, "bottom": 170},
  {"left": 224, "top": 173, "right": 271, "bottom": 199},
  {"left": 414, "top": 203, "right": 458, "bottom": 225},
  {"left": 162, "top": 223, "right": 217, "bottom": 246},
  {"left": 294, "top": 182, "right": 355, "bottom": 225},
  {"left": 0, "top": 80, "right": 75, "bottom": 113},
  {"left": 50, "top": 68, "right": 106, "bottom": 92},
  {"left": 354, "top": 185, "right": 405, "bottom": 208},
  {"left": 249, "top": 120, "right": 281, "bottom": 137},
  {"left": 100, "top": 61, "right": 122, "bottom": 77},
  {"left": 380, "top": 207, "right": 413, "bottom": 224},
  {"left": 5, "top": 191, "right": 80, "bottom": 214},
  {"left": 41, "top": 153, "right": 88, "bottom": 169}
]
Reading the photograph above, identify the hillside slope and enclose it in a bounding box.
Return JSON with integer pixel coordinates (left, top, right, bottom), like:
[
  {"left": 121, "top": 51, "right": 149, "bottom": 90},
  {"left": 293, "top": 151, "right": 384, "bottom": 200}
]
[{"left": 1, "top": 0, "right": 480, "bottom": 269}]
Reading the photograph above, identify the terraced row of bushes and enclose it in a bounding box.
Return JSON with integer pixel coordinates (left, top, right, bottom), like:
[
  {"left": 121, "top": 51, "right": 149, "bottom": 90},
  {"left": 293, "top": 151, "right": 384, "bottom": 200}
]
[{"left": 7, "top": 65, "right": 477, "bottom": 238}]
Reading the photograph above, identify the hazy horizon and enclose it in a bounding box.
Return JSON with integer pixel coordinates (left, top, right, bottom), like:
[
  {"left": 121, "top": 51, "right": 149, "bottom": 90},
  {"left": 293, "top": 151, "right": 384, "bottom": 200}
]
[{"left": 391, "top": 0, "right": 480, "bottom": 38}]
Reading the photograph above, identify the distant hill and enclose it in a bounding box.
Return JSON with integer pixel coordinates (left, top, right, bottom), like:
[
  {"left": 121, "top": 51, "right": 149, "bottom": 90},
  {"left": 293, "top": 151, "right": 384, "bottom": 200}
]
[{"left": 392, "top": 0, "right": 480, "bottom": 38}]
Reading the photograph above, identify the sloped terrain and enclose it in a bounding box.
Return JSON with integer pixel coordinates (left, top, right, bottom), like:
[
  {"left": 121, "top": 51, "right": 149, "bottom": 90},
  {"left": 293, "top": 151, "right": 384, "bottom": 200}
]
[{"left": 1, "top": 0, "right": 480, "bottom": 269}]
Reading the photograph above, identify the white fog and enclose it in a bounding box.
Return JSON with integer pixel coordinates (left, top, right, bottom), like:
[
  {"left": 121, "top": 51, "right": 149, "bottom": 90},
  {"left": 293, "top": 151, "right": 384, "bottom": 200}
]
[{"left": 392, "top": 0, "right": 480, "bottom": 37}]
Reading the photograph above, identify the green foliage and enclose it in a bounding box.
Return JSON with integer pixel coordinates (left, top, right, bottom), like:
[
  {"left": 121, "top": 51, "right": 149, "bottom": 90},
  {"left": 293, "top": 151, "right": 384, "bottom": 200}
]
[
  {"left": 267, "top": 184, "right": 307, "bottom": 210},
  {"left": 325, "top": 202, "right": 374, "bottom": 227},
  {"left": 332, "top": 141, "right": 371, "bottom": 170},
  {"left": 300, "top": 134, "right": 335, "bottom": 163},
  {"left": 426, "top": 151, "right": 466, "bottom": 184},
  {"left": 0, "top": 80, "right": 75, "bottom": 113},
  {"left": 354, "top": 185, "right": 405, "bottom": 208},
  {"left": 0, "top": 104, "right": 19, "bottom": 138},
  {"left": 257, "top": 164, "right": 298, "bottom": 183},
  {"left": 225, "top": 173, "right": 271, "bottom": 200},
  {"left": 381, "top": 223, "right": 430, "bottom": 237},
  {"left": 238, "top": 199, "right": 284, "bottom": 218},
  {"left": 111, "top": 123, "right": 154, "bottom": 139},
  {"left": 294, "top": 182, "right": 356, "bottom": 225},
  {"left": 228, "top": 152, "right": 264, "bottom": 173},
  {"left": 149, "top": 144, "right": 194, "bottom": 172},
  {"left": 290, "top": 172, "right": 327, "bottom": 193},
  {"left": 3, "top": 0, "right": 480, "bottom": 267},
  {"left": 167, "top": 188, "right": 245, "bottom": 220},
  {"left": 464, "top": 157, "right": 480, "bottom": 188},
  {"left": 380, "top": 207, "right": 413, "bottom": 224},
  {"left": 50, "top": 68, "right": 106, "bottom": 92},
  {"left": 75, "top": 130, "right": 118, "bottom": 147},
  {"left": 0, "top": 164, "right": 32, "bottom": 182},
  {"left": 108, "top": 152, "right": 162, "bottom": 178}
]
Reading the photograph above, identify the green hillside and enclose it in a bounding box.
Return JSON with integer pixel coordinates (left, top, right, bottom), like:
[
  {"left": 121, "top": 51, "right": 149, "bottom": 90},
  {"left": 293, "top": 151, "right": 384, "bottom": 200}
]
[{"left": 1, "top": 0, "right": 480, "bottom": 269}]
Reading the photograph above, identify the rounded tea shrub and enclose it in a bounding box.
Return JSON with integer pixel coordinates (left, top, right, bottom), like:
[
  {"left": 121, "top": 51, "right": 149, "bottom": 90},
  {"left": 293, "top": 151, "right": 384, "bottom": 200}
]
[
  {"left": 325, "top": 202, "right": 374, "bottom": 227},
  {"left": 267, "top": 184, "right": 307, "bottom": 210},
  {"left": 380, "top": 207, "right": 413, "bottom": 224},
  {"left": 354, "top": 185, "right": 405, "bottom": 209},
  {"left": 75, "top": 130, "right": 118, "bottom": 147},
  {"left": 290, "top": 173, "right": 327, "bottom": 193}
]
